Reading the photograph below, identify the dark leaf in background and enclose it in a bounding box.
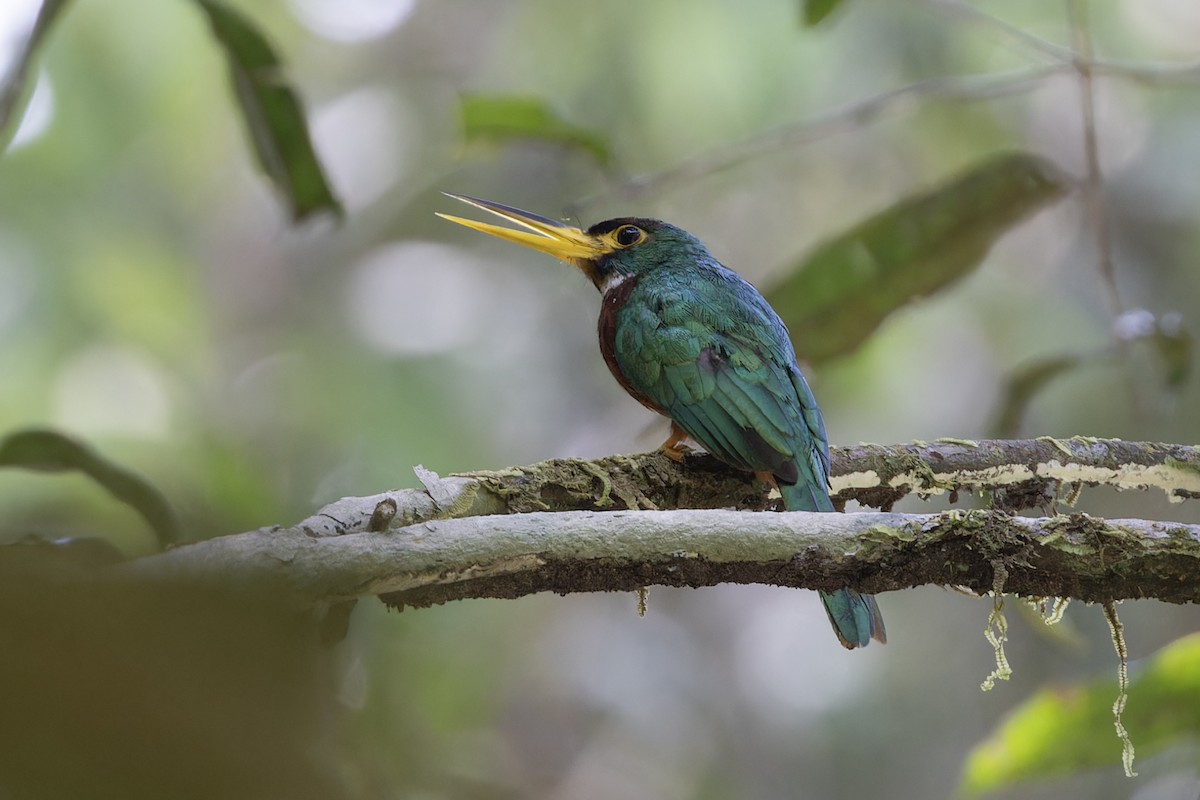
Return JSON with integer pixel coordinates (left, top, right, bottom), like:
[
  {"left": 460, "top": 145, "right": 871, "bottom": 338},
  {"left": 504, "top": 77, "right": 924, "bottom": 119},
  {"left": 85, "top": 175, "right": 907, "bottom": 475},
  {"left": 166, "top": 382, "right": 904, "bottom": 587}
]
[
  {"left": 0, "top": 550, "right": 347, "bottom": 800},
  {"left": 960, "top": 633, "right": 1200, "bottom": 797},
  {"left": 0, "top": 0, "right": 73, "bottom": 150},
  {"left": 194, "top": 0, "right": 341, "bottom": 222},
  {"left": 802, "top": 0, "right": 847, "bottom": 26},
  {"left": 991, "top": 355, "right": 1083, "bottom": 438},
  {"left": 767, "top": 152, "right": 1071, "bottom": 364},
  {"left": 0, "top": 428, "right": 178, "bottom": 547},
  {"left": 460, "top": 94, "right": 611, "bottom": 166}
]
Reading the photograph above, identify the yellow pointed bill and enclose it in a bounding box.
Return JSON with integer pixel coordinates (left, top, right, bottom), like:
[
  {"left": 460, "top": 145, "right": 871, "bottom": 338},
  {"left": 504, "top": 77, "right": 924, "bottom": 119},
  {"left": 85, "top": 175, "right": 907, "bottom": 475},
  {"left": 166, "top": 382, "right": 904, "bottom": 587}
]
[{"left": 437, "top": 193, "right": 609, "bottom": 263}]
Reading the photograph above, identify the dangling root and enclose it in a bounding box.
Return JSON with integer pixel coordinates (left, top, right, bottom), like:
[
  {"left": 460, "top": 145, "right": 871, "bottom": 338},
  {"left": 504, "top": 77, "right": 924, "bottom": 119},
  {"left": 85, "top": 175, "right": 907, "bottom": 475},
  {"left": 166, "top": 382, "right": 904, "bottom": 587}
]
[
  {"left": 1043, "top": 596, "right": 1070, "bottom": 625},
  {"left": 980, "top": 597, "right": 1012, "bottom": 691},
  {"left": 1025, "top": 596, "right": 1071, "bottom": 625},
  {"left": 1102, "top": 600, "right": 1137, "bottom": 778},
  {"left": 981, "top": 562, "right": 1012, "bottom": 692}
]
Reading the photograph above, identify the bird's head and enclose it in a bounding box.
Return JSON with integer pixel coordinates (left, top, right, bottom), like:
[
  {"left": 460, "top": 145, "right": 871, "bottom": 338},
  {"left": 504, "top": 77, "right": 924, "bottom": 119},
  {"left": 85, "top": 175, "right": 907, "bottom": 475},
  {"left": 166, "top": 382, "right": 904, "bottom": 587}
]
[{"left": 437, "top": 194, "right": 705, "bottom": 294}]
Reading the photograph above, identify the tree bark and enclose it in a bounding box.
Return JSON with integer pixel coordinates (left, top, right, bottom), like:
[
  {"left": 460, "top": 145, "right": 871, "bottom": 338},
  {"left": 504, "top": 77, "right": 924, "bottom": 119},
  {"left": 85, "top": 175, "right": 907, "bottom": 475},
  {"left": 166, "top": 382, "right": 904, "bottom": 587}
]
[{"left": 118, "top": 437, "right": 1200, "bottom": 609}]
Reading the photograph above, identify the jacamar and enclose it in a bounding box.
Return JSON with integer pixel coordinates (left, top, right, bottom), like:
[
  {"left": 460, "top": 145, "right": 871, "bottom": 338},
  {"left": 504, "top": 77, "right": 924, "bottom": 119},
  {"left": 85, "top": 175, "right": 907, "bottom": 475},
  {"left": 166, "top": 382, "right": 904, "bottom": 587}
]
[{"left": 438, "top": 194, "right": 886, "bottom": 649}]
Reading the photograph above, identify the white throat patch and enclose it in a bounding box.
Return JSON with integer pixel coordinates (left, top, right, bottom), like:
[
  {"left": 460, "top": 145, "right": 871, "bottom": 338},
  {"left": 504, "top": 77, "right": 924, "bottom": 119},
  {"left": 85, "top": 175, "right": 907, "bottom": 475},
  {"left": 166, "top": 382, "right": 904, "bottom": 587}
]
[{"left": 600, "top": 271, "right": 630, "bottom": 295}]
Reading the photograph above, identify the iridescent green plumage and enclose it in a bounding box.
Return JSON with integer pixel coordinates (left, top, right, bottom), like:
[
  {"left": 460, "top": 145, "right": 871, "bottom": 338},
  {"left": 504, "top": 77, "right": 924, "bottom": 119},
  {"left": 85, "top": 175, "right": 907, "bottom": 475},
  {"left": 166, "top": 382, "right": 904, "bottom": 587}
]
[{"left": 439, "top": 196, "right": 885, "bottom": 649}]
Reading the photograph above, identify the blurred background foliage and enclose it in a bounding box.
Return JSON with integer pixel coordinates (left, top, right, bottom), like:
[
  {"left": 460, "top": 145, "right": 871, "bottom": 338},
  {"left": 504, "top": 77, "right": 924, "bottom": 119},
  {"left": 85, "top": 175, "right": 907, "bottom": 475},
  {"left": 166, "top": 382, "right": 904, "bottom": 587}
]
[{"left": 1, "top": 0, "right": 1199, "bottom": 798}]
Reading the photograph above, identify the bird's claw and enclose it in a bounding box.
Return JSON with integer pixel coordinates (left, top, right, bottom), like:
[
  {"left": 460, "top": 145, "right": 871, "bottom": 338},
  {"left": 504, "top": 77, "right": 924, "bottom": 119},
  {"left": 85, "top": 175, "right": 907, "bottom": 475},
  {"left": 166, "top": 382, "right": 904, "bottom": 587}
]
[{"left": 659, "top": 423, "right": 692, "bottom": 462}]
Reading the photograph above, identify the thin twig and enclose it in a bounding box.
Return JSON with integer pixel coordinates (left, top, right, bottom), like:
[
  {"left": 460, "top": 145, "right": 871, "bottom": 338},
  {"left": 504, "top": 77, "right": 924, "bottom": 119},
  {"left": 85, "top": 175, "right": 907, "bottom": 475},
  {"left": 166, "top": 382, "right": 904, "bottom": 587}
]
[
  {"left": 926, "top": 0, "right": 1200, "bottom": 87},
  {"left": 1068, "top": 0, "right": 1123, "bottom": 317},
  {"left": 572, "top": 5, "right": 1200, "bottom": 216},
  {"left": 1090, "top": 58, "right": 1200, "bottom": 85},
  {"left": 569, "top": 65, "right": 1069, "bottom": 214},
  {"left": 921, "top": 0, "right": 1075, "bottom": 64}
]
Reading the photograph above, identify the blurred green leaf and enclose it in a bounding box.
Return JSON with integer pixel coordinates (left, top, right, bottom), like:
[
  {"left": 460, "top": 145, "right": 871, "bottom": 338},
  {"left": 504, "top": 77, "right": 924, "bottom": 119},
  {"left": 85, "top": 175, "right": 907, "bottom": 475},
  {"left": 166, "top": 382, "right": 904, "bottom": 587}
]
[
  {"left": 802, "top": 0, "right": 846, "bottom": 26},
  {"left": 960, "top": 633, "right": 1200, "bottom": 797},
  {"left": 0, "top": 0, "right": 73, "bottom": 150},
  {"left": 767, "top": 152, "right": 1070, "bottom": 364},
  {"left": 993, "top": 311, "right": 1194, "bottom": 436},
  {"left": 194, "top": 0, "right": 341, "bottom": 222},
  {"left": 991, "top": 354, "right": 1082, "bottom": 438},
  {"left": 0, "top": 428, "right": 178, "bottom": 547},
  {"left": 1152, "top": 312, "right": 1192, "bottom": 389},
  {"left": 460, "top": 94, "right": 610, "bottom": 165}
]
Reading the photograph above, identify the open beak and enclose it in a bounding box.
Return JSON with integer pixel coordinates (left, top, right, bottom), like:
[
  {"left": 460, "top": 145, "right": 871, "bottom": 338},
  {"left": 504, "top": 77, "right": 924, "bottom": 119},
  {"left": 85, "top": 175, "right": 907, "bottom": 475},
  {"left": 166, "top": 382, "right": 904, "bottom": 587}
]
[{"left": 437, "top": 193, "right": 609, "bottom": 264}]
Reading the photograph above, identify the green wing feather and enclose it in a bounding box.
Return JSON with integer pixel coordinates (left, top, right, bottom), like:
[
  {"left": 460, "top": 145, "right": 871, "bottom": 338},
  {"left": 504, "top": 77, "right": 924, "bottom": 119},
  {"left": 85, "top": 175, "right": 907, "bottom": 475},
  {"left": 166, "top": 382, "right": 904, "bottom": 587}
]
[
  {"left": 612, "top": 264, "right": 885, "bottom": 650},
  {"left": 614, "top": 268, "right": 827, "bottom": 488}
]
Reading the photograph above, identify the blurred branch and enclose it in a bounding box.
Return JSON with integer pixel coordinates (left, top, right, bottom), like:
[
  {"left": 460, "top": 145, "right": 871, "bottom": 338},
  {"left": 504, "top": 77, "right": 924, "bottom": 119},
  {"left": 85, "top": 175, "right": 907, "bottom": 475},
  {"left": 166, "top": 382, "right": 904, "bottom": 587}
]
[
  {"left": 0, "top": 0, "right": 73, "bottom": 150},
  {"left": 922, "top": 0, "right": 1075, "bottom": 63},
  {"left": 1089, "top": 58, "right": 1200, "bottom": 85},
  {"left": 571, "top": 65, "right": 1071, "bottom": 212},
  {"left": 119, "top": 438, "right": 1200, "bottom": 608},
  {"left": 1067, "top": 0, "right": 1123, "bottom": 318},
  {"left": 0, "top": 428, "right": 179, "bottom": 546},
  {"left": 927, "top": 0, "right": 1200, "bottom": 86},
  {"left": 575, "top": 4, "right": 1200, "bottom": 213}
]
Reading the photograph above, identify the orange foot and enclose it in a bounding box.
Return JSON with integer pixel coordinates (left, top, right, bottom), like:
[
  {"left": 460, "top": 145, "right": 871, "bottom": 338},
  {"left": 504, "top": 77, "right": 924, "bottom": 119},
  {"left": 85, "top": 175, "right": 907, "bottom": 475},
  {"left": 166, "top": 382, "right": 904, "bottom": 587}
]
[{"left": 659, "top": 422, "right": 692, "bottom": 463}]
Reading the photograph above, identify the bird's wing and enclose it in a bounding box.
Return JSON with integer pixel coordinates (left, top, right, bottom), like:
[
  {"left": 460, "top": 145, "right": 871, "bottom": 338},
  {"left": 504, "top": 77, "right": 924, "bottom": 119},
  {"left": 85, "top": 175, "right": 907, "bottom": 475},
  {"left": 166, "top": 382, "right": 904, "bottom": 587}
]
[{"left": 614, "top": 272, "right": 829, "bottom": 488}]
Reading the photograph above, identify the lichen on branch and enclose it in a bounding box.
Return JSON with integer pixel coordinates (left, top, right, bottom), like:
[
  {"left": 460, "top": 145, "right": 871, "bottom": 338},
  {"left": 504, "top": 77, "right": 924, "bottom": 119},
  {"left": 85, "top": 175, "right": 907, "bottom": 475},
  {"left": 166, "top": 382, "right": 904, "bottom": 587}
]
[{"left": 120, "top": 438, "right": 1200, "bottom": 611}]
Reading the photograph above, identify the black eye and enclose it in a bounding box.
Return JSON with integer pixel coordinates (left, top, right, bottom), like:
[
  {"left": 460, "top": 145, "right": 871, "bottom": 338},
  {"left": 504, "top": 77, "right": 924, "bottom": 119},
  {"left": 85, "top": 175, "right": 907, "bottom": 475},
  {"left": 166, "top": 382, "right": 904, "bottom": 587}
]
[{"left": 615, "top": 225, "right": 643, "bottom": 248}]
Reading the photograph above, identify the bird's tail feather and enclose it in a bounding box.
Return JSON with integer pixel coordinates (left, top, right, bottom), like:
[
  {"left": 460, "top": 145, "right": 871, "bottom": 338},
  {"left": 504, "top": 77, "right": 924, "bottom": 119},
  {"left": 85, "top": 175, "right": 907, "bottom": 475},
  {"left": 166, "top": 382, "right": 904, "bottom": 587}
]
[
  {"left": 778, "top": 477, "right": 834, "bottom": 514},
  {"left": 819, "top": 588, "right": 887, "bottom": 649},
  {"left": 779, "top": 480, "right": 886, "bottom": 649}
]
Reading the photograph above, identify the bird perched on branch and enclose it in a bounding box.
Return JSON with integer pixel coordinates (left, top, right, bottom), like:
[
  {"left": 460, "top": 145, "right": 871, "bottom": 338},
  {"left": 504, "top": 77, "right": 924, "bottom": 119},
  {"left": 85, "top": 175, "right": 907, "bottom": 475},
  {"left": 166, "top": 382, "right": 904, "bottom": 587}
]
[{"left": 438, "top": 194, "right": 885, "bottom": 649}]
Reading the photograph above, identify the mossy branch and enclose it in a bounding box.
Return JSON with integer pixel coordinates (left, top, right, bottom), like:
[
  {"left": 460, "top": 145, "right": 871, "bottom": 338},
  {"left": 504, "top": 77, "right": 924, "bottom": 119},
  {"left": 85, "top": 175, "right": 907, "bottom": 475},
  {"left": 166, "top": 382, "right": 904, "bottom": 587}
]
[
  {"left": 120, "top": 438, "right": 1200, "bottom": 610},
  {"left": 259, "top": 437, "right": 1200, "bottom": 540},
  {"left": 126, "top": 506, "right": 1200, "bottom": 609}
]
